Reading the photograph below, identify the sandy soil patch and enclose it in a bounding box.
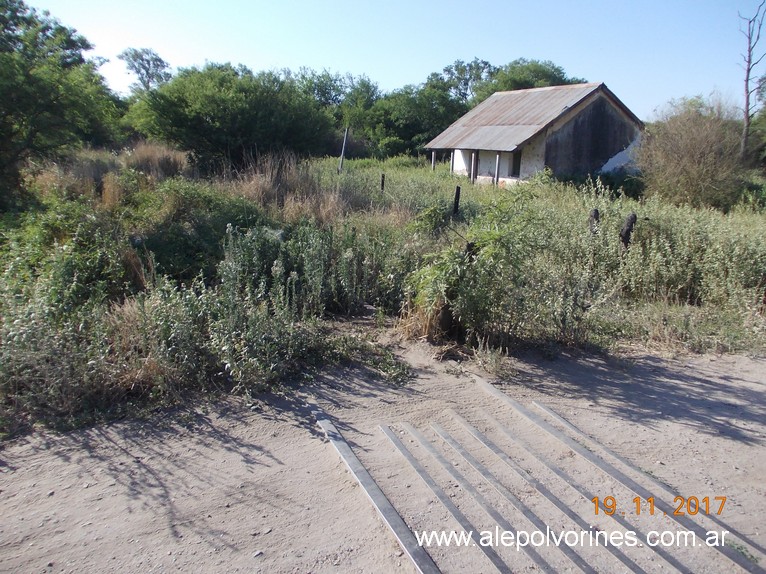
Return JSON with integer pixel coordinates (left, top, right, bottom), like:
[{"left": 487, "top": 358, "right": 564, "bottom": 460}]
[{"left": 1, "top": 335, "right": 764, "bottom": 573}]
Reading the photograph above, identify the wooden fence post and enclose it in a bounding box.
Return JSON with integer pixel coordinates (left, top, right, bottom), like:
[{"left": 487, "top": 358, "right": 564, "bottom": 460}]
[{"left": 453, "top": 185, "right": 461, "bottom": 216}]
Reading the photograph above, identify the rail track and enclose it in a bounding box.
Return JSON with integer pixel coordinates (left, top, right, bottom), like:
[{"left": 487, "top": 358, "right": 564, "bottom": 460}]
[{"left": 316, "top": 374, "right": 766, "bottom": 574}]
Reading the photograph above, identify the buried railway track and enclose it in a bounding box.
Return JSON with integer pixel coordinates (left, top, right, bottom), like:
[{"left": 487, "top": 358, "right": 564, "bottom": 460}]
[{"left": 315, "top": 374, "right": 766, "bottom": 574}]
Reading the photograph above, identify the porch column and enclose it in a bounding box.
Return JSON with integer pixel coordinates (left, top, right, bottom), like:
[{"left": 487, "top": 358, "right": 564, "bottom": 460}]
[
  {"left": 494, "top": 152, "right": 501, "bottom": 185},
  {"left": 449, "top": 151, "right": 454, "bottom": 175},
  {"left": 431, "top": 150, "right": 436, "bottom": 171},
  {"left": 470, "top": 151, "right": 476, "bottom": 182}
]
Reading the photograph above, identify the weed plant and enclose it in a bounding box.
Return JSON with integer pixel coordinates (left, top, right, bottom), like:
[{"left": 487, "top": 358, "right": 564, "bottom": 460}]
[
  {"left": 2, "top": 151, "right": 765, "bottom": 436},
  {"left": 402, "top": 174, "right": 766, "bottom": 352}
]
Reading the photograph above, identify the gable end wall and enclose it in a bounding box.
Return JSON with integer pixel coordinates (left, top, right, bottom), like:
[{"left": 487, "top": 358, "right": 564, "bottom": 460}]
[{"left": 543, "top": 94, "right": 640, "bottom": 178}]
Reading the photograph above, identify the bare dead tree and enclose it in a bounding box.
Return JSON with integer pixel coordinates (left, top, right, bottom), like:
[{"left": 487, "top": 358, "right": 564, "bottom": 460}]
[{"left": 739, "top": 0, "right": 766, "bottom": 162}]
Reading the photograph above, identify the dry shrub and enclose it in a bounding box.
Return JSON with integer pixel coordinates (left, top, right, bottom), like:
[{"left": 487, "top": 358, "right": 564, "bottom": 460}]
[
  {"left": 26, "top": 162, "right": 97, "bottom": 199},
  {"left": 104, "top": 298, "right": 176, "bottom": 394},
  {"left": 215, "top": 153, "right": 299, "bottom": 204},
  {"left": 23, "top": 150, "right": 121, "bottom": 201},
  {"left": 120, "top": 246, "right": 151, "bottom": 292},
  {"left": 397, "top": 296, "right": 449, "bottom": 342},
  {"left": 635, "top": 96, "right": 743, "bottom": 211},
  {"left": 280, "top": 191, "right": 347, "bottom": 225},
  {"left": 100, "top": 171, "right": 123, "bottom": 207},
  {"left": 122, "top": 141, "right": 189, "bottom": 181},
  {"left": 100, "top": 169, "right": 152, "bottom": 207},
  {"left": 221, "top": 172, "right": 270, "bottom": 203},
  {"left": 68, "top": 149, "right": 119, "bottom": 186},
  {"left": 220, "top": 152, "right": 351, "bottom": 223}
]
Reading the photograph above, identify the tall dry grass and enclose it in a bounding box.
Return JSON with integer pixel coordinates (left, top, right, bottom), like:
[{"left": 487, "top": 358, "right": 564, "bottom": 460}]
[
  {"left": 122, "top": 141, "right": 191, "bottom": 181},
  {"left": 23, "top": 142, "right": 190, "bottom": 206}
]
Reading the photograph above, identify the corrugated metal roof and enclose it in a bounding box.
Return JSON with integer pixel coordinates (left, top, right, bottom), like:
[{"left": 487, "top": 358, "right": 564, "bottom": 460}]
[{"left": 426, "top": 82, "right": 638, "bottom": 152}]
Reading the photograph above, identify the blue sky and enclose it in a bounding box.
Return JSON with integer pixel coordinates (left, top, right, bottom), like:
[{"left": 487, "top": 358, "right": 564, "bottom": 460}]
[{"left": 28, "top": 0, "right": 766, "bottom": 120}]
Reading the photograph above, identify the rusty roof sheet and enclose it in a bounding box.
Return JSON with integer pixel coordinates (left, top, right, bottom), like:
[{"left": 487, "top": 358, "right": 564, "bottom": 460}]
[{"left": 427, "top": 82, "right": 637, "bottom": 152}]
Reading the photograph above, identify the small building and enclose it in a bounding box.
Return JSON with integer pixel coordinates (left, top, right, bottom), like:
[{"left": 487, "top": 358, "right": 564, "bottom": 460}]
[{"left": 426, "top": 82, "right": 643, "bottom": 184}]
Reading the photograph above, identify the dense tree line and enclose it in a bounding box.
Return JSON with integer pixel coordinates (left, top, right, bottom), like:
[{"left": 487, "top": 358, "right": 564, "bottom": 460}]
[
  {"left": 3, "top": 0, "right": 765, "bottom": 210},
  {"left": 123, "top": 56, "right": 586, "bottom": 170},
  {"left": 127, "top": 64, "right": 336, "bottom": 172},
  {"left": 0, "top": 0, "right": 590, "bottom": 187}
]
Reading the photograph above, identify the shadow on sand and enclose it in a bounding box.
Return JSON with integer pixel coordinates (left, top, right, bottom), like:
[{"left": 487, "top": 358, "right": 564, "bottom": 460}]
[{"left": 499, "top": 351, "right": 766, "bottom": 445}]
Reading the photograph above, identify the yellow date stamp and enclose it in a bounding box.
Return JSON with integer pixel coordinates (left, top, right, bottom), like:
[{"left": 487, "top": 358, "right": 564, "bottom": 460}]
[{"left": 592, "top": 496, "right": 727, "bottom": 517}]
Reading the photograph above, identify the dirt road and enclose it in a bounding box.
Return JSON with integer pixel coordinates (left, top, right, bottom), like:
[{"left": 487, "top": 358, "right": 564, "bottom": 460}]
[{"left": 2, "top": 338, "right": 764, "bottom": 573}]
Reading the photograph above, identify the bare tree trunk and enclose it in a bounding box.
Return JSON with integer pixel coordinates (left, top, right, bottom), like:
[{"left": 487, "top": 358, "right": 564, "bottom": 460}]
[{"left": 740, "top": 1, "right": 766, "bottom": 163}]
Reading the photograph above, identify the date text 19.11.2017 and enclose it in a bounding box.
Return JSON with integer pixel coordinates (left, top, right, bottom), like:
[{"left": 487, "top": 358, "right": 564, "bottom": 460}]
[{"left": 592, "top": 496, "right": 727, "bottom": 517}]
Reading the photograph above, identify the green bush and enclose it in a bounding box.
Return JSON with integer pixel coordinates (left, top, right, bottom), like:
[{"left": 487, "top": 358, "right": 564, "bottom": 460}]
[
  {"left": 1, "top": 197, "right": 143, "bottom": 312},
  {"left": 403, "top": 178, "right": 766, "bottom": 351},
  {"left": 3, "top": 155, "right": 766, "bottom": 437},
  {"left": 206, "top": 259, "right": 319, "bottom": 391},
  {"left": 403, "top": 188, "right": 542, "bottom": 346},
  {"left": 129, "top": 178, "right": 264, "bottom": 281},
  {"left": 0, "top": 275, "right": 211, "bottom": 433}
]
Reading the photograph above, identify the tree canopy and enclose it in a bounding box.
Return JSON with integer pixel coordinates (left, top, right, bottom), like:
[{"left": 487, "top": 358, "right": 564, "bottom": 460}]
[
  {"left": 131, "top": 63, "right": 335, "bottom": 172},
  {"left": 440, "top": 58, "right": 498, "bottom": 104},
  {"left": 344, "top": 58, "right": 585, "bottom": 157},
  {"left": 472, "top": 58, "right": 587, "bottom": 103},
  {"left": 0, "top": 0, "right": 120, "bottom": 195},
  {"left": 0, "top": 0, "right": 595, "bottom": 186},
  {"left": 360, "top": 76, "right": 468, "bottom": 157},
  {"left": 118, "top": 47, "right": 172, "bottom": 92}
]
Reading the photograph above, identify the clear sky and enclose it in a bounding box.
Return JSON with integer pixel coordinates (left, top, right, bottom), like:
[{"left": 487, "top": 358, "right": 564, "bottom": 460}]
[{"left": 27, "top": 0, "right": 766, "bottom": 121}]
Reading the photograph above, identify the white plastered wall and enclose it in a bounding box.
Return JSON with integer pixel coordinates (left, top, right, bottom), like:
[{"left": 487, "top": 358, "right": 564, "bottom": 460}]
[{"left": 451, "top": 140, "right": 546, "bottom": 184}]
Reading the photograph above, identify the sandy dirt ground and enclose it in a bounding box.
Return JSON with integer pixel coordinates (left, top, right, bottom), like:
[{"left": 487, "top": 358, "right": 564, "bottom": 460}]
[{"left": 1, "top": 330, "right": 764, "bottom": 574}]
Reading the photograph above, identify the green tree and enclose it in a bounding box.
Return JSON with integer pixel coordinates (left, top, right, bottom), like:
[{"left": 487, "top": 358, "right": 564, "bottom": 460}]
[
  {"left": 296, "top": 67, "right": 347, "bottom": 108},
  {"left": 295, "top": 67, "right": 350, "bottom": 134},
  {"left": 132, "top": 63, "right": 334, "bottom": 172},
  {"left": 341, "top": 75, "right": 380, "bottom": 129},
  {"left": 748, "top": 94, "right": 766, "bottom": 164},
  {"left": 415, "top": 75, "right": 468, "bottom": 147},
  {"left": 0, "top": 0, "right": 120, "bottom": 196},
  {"left": 472, "top": 58, "right": 586, "bottom": 103},
  {"left": 363, "top": 76, "right": 466, "bottom": 157},
  {"left": 441, "top": 58, "right": 498, "bottom": 104},
  {"left": 118, "top": 47, "right": 172, "bottom": 92}
]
